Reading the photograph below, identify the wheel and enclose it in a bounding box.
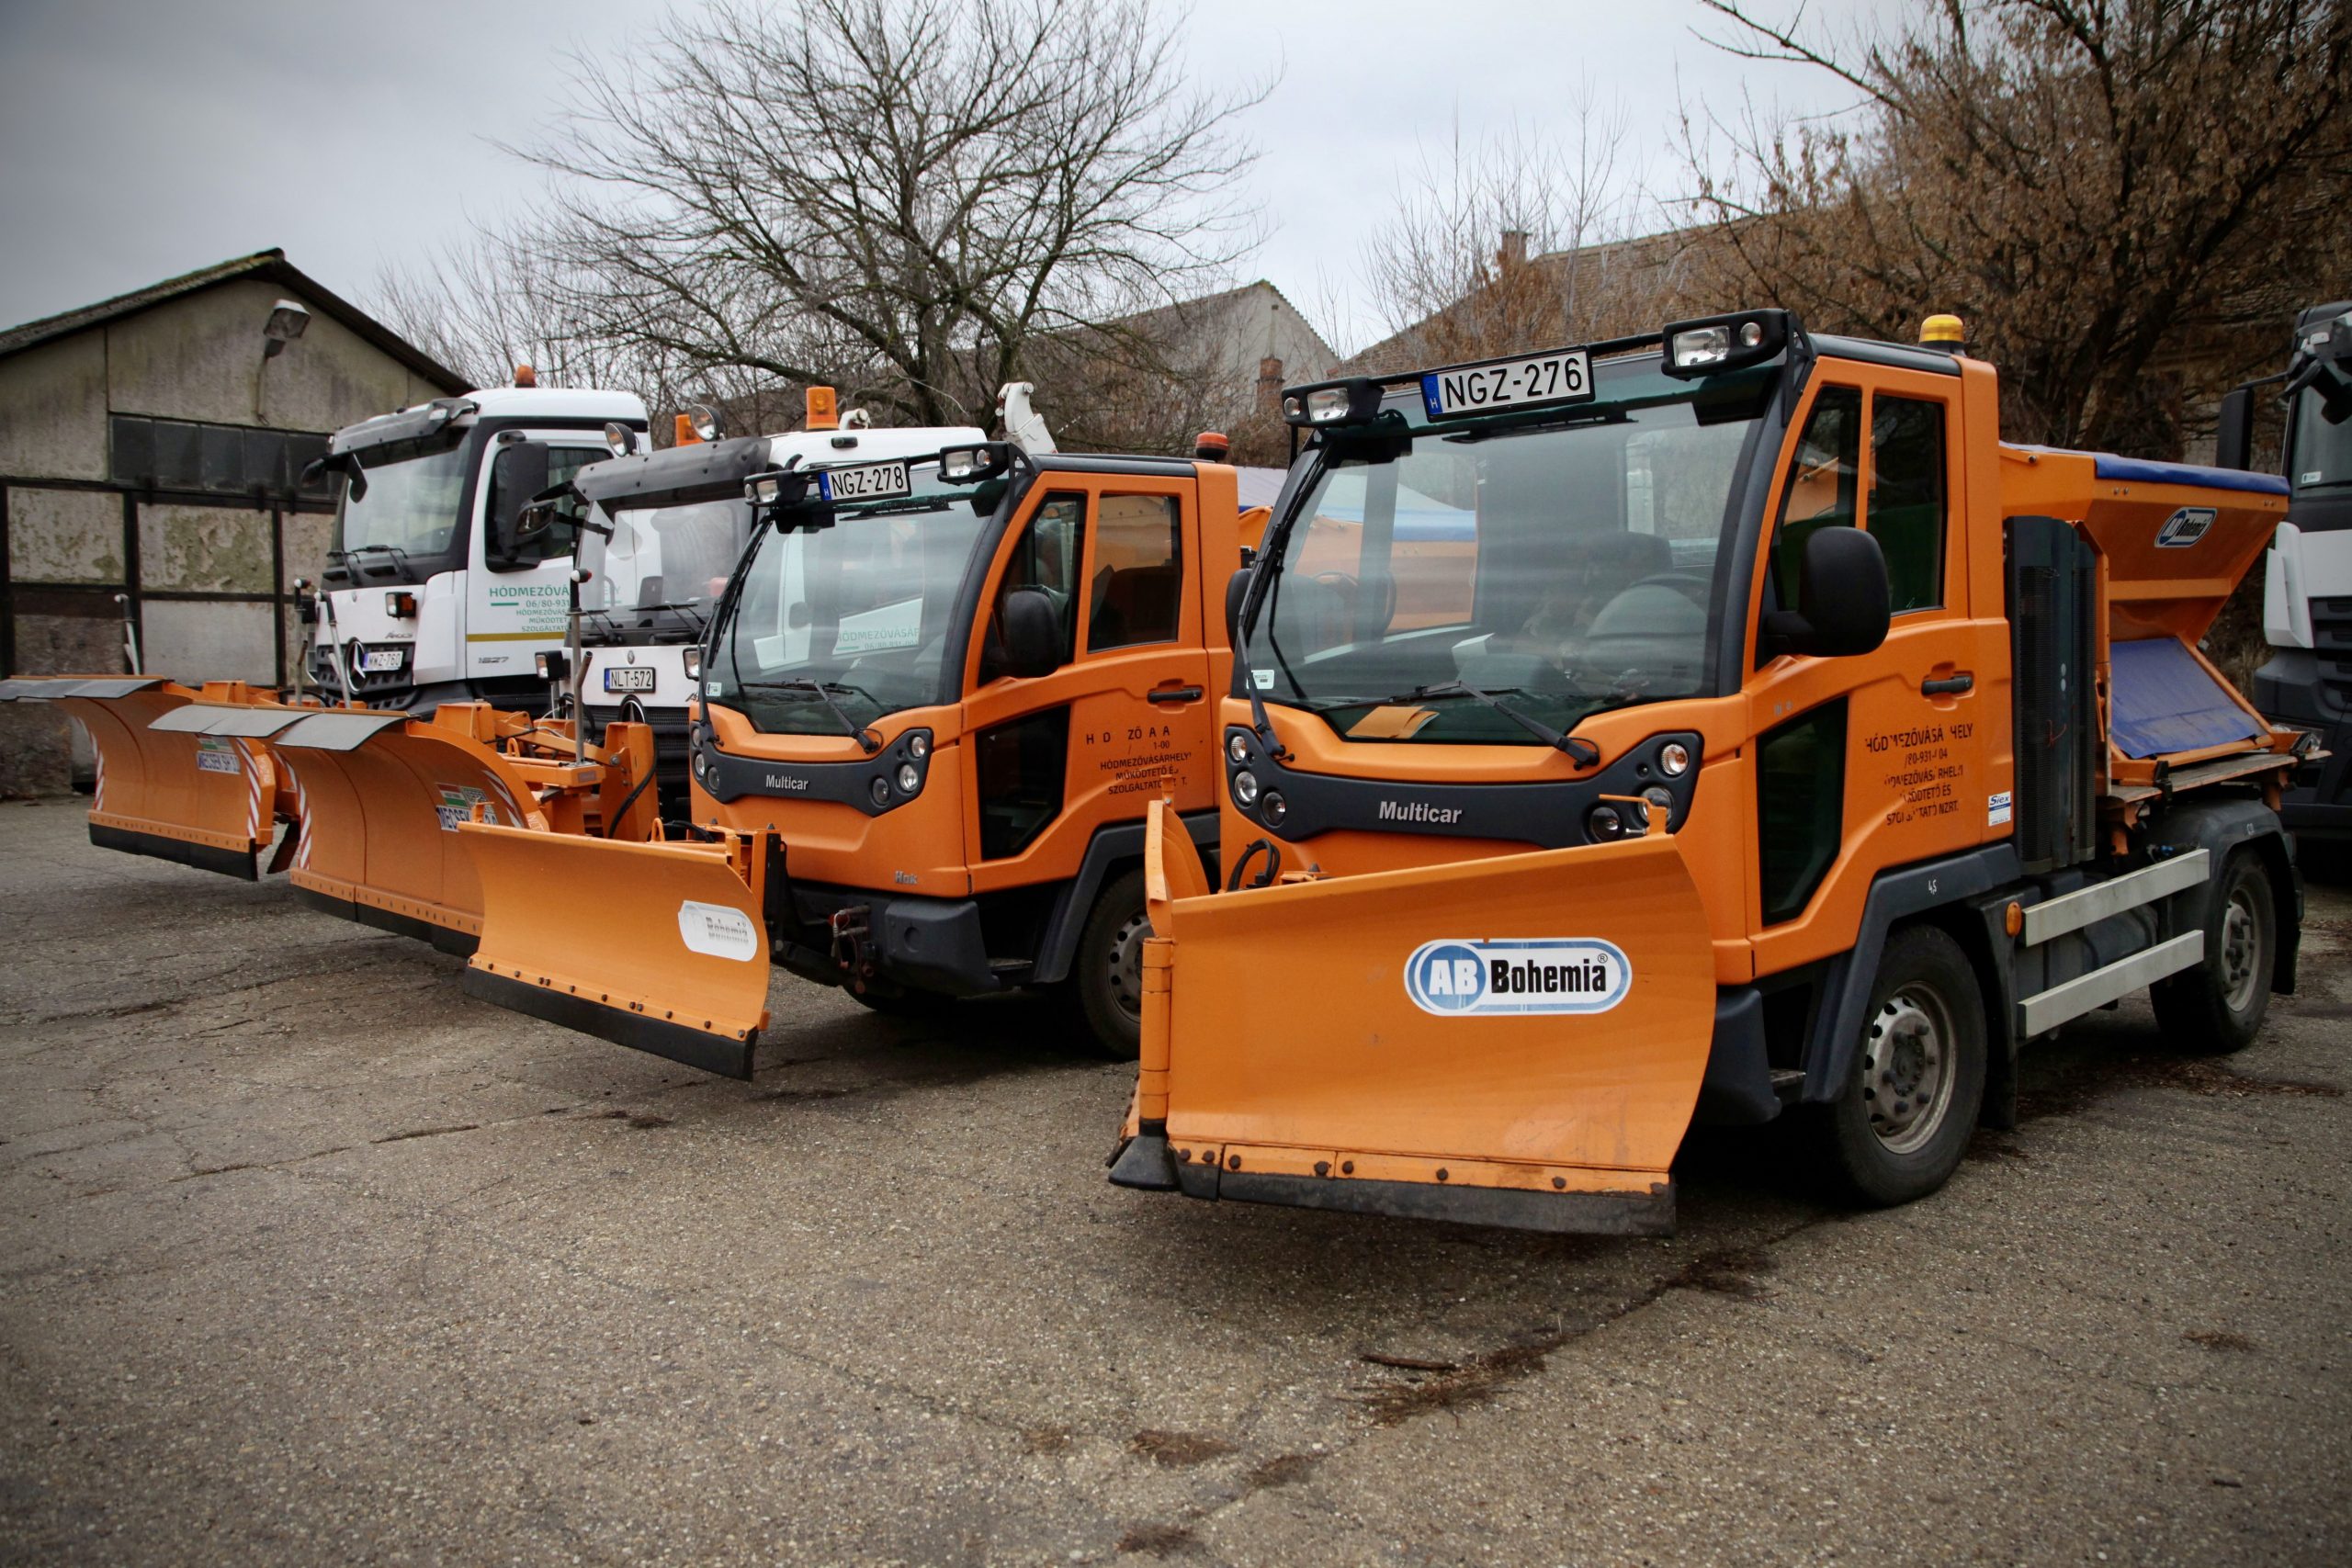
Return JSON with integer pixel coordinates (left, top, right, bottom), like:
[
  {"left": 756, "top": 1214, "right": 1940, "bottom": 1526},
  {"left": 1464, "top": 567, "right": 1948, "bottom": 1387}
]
[
  {"left": 1804, "top": 924, "right": 1987, "bottom": 1207},
  {"left": 2151, "top": 849, "right": 2274, "bottom": 1054},
  {"left": 1070, "top": 868, "right": 1148, "bottom": 1060}
]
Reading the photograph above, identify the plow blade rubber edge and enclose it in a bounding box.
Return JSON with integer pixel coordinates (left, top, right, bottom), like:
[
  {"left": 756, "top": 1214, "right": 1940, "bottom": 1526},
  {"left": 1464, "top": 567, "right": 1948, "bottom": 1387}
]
[
  {"left": 458, "top": 824, "right": 768, "bottom": 1079},
  {"left": 1147, "top": 828, "right": 1717, "bottom": 1235}
]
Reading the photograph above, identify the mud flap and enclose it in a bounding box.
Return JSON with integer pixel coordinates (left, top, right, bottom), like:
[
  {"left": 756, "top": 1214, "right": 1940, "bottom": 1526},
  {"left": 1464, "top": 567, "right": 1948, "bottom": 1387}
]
[
  {"left": 1130, "top": 807, "right": 1717, "bottom": 1235},
  {"left": 10, "top": 678, "right": 280, "bottom": 880},
  {"left": 274, "top": 711, "right": 545, "bottom": 953},
  {"left": 458, "top": 825, "right": 770, "bottom": 1079}
]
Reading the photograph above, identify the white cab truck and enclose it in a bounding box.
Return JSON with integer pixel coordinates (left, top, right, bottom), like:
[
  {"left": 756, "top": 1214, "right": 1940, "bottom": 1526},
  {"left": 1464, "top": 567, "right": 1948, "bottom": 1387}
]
[
  {"left": 300, "top": 382, "right": 650, "bottom": 708},
  {"left": 2243, "top": 303, "right": 2352, "bottom": 840}
]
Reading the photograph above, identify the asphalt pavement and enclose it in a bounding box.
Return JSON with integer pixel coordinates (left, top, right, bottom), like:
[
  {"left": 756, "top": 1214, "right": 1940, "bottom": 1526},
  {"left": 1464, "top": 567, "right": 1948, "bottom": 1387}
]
[{"left": 1, "top": 796, "right": 2345, "bottom": 1565}]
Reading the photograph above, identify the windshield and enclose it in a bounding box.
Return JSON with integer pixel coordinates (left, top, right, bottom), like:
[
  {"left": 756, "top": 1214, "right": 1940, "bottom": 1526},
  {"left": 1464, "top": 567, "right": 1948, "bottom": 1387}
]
[
  {"left": 584, "top": 495, "right": 750, "bottom": 626},
  {"left": 1246, "top": 362, "right": 1772, "bottom": 744},
  {"left": 707, "top": 463, "right": 1002, "bottom": 736},
  {"left": 2290, "top": 386, "right": 2352, "bottom": 495},
  {"left": 334, "top": 439, "right": 470, "bottom": 562}
]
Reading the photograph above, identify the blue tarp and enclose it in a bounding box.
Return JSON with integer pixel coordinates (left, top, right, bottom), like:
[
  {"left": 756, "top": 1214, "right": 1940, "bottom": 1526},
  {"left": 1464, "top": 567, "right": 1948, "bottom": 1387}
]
[
  {"left": 2006, "top": 446, "right": 2288, "bottom": 497},
  {"left": 2109, "top": 637, "right": 2263, "bottom": 760}
]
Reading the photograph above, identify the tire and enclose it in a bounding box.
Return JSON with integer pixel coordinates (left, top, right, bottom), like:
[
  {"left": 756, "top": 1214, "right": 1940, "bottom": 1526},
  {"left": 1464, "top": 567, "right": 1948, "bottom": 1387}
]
[
  {"left": 2151, "top": 849, "right": 2274, "bottom": 1055},
  {"left": 1804, "top": 924, "right": 1987, "bottom": 1208},
  {"left": 1070, "top": 868, "right": 1149, "bottom": 1060}
]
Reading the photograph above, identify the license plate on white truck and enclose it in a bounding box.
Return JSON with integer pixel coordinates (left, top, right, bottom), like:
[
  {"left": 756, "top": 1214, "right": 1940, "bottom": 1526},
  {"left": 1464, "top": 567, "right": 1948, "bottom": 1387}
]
[
  {"left": 603, "top": 665, "right": 657, "bottom": 693},
  {"left": 359, "top": 649, "right": 404, "bottom": 673},
  {"left": 1420, "top": 350, "right": 1594, "bottom": 418},
  {"left": 818, "top": 461, "right": 911, "bottom": 502}
]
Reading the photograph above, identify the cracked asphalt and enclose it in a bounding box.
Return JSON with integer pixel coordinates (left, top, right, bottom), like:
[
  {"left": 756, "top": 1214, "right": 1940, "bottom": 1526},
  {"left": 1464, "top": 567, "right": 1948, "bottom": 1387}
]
[{"left": 2, "top": 795, "right": 2346, "bottom": 1565}]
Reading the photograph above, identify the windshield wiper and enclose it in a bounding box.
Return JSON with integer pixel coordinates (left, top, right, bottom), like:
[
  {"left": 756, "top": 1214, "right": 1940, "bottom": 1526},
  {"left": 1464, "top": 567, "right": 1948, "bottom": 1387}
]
[
  {"left": 734, "top": 679, "right": 881, "bottom": 753},
  {"left": 1374, "top": 681, "right": 1600, "bottom": 765},
  {"left": 629, "top": 599, "right": 708, "bottom": 631}
]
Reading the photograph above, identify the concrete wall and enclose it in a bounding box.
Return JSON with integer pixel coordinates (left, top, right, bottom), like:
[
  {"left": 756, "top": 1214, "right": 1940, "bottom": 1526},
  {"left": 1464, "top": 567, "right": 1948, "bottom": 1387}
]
[{"left": 2, "top": 266, "right": 457, "bottom": 795}]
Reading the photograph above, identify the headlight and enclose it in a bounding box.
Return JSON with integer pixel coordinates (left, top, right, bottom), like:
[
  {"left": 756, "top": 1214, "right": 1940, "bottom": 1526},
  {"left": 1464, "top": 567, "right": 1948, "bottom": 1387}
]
[
  {"left": 1233, "top": 770, "right": 1261, "bottom": 807},
  {"left": 745, "top": 470, "right": 786, "bottom": 505},
  {"left": 1658, "top": 740, "right": 1690, "bottom": 776},
  {"left": 1670, "top": 324, "right": 1731, "bottom": 370},
  {"left": 869, "top": 776, "right": 890, "bottom": 807},
  {"left": 1305, "top": 387, "right": 1352, "bottom": 423},
  {"left": 1261, "top": 791, "right": 1287, "bottom": 826},
  {"left": 907, "top": 732, "right": 930, "bottom": 761},
  {"left": 896, "top": 761, "right": 921, "bottom": 794},
  {"left": 683, "top": 647, "right": 701, "bottom": 679},
  {"left": 1588, "top": 805, "right": 1623, "bottom": 840},
  {"left": 1227, "top": 733, "right": 1251, "bottom": 765}
]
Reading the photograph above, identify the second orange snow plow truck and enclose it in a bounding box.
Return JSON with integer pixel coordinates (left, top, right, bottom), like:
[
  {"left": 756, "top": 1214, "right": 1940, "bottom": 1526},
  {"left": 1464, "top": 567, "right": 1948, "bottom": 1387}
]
[
  {"left": 1109, "top": 309, "right": 2306, "bottom": 1235},
  {"left": 459, "top": 443, "right": 1262, "bottom": 1077}
]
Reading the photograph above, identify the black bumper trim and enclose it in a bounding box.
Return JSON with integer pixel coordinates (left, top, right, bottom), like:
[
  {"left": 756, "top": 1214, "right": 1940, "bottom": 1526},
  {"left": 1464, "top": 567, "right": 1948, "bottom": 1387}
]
[
  {"left": 459, "top": 967, "right": 756, "bottom": 1079},
  {"left": 89, "top": 822, "right": 257, "bottom": 882},
  {"left": 290, "top": 885, "right": 478, "bottom": 955}
]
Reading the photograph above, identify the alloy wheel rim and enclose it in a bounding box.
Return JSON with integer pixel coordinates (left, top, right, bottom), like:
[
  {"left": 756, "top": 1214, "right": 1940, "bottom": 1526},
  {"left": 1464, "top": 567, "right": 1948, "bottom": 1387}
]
[
  {"left": 2220, "top": 887, "right": 2262, "bottom": 1014},
  {"left": 1862, "top": 985, "right": 1957, "bottom": 1156}
]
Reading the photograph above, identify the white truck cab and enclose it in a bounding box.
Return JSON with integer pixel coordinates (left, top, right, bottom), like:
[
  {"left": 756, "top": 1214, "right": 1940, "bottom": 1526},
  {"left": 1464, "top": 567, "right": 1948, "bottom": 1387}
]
[{"left": 304, "top": 381, "right": 650, "bottom": 708}]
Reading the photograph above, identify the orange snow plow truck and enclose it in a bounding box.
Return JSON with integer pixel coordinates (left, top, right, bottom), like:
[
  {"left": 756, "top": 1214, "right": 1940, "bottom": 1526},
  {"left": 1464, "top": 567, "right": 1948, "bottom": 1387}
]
[
  {"left": 457, "top": 443, "right": 1266, "bottom": 1077},
  {"left": 1108, "top": 309, "right": 2310, "bottom": 1235}
]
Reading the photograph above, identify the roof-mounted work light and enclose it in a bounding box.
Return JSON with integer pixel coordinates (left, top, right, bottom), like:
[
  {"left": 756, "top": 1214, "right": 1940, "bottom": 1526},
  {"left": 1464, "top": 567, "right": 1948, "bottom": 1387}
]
[
  {"left": 1661, "top": 310, "right": 1795, "bottom": 378},
  {"left": 1278, "top": 377, "right": 1384, "bottom": 428},
  {"left": 938, "top": 443, "right": 1012, "bottom": 483}
]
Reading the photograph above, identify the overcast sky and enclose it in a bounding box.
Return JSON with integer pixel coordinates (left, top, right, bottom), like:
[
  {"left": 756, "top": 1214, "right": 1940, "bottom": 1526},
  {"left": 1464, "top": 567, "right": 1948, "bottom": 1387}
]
[{"left": 0, "top": 0, "right": 1875, "bottom": 356}]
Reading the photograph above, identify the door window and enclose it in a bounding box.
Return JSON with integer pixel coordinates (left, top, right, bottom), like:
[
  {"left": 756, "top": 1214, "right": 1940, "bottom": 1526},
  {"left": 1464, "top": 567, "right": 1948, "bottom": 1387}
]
[
  {"left": 1867, "top": 396, "right": 1948, "bottom": 613},
  {"left": 1764, "top": 386, "right": 1861, "bottom": 615},
  {"left": 975, "top": 707, "right": 1070, "bottom": 860},
  {"left": 980, "top": 493, "right": 1085, "bottom": 682},
  {"left": 1086, "top": 494, "right": 1184, "bottom": 651},
  {"left": 1756, "top": 699, "right": 1848, "bottom": 924}
]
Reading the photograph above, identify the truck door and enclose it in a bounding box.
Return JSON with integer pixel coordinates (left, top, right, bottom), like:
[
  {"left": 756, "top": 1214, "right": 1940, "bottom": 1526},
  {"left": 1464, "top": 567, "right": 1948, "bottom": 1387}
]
[
  {"left": 962, "top": 475, "right": 1214, "bottom": 895},
  {"left": 1744, "top": 369, "right": 1990, "bottom": 972},
  {"left": 465, "top": 436, "right": 611, "bottom": 683}
]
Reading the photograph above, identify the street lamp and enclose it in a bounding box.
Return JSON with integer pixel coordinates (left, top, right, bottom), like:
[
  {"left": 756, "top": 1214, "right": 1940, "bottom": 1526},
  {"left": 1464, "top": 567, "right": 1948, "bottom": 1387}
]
[{"left": 255, "top": 298, "right": 311, "bottom": 420}]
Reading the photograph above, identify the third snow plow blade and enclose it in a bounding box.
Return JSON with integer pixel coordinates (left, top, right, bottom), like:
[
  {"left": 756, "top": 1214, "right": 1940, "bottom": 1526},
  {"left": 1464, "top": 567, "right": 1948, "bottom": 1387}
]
[
  {"left": 1114, "top": 804, "right": 1717, "bottom": 1235},
  {"left": 275, "top": 704, "right": 658, "bottom": 953},
  {"left": 458, "top": 829, "right": 771, "bottom": 1079}
]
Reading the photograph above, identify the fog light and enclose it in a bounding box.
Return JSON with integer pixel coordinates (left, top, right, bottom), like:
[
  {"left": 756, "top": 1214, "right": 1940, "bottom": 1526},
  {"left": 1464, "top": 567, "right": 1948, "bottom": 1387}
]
[
  {"left": 1588, "top": 805, "right": 1623, "bottom": 840},
  {"left": 907, "top": 732, "right": 930, "bottom": 760},
  {"left": 1227, "top": 733, "right": 1250, "bottom": 765},
  {"left": 1261, "top": 791, "right": 1286, "bottom": 826},
  {"left": 1643, "top": 785, "right": 1675, "bottom": 822},
  {"left": 896, "top": 761, "right": 921, "bottom": 794},
  {"left": 1659, "top": 740, "right": 1690, "bottom": 776},
  {"left": 1233, "top": 770, "right": 1261, "bottom": 807},
  {"left": 869, "top": 776, "right": 890, "bottom": 807}
]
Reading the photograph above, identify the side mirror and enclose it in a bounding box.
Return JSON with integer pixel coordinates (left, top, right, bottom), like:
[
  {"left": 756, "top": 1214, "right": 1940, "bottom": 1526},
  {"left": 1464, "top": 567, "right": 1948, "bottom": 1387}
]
[
  {"left": 490, "top": 442, "right": 552, "bottom": 560},
  {"left": 1225, "top": 567, "right": 1252, "bottom": 645},
  {"left": 1764, "top": 525, "right": 1888, "bottom": 659},
  {"left": 2214, "top": 385, "right": 2255, "bottom": 472},
  {"left": 1000, "top": 586, "right": 1064, "bottom": 679}
]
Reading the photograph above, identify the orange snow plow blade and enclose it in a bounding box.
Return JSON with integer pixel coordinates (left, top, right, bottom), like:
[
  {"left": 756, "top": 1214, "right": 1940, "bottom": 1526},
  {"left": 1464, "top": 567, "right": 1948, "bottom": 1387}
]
[
  {"left": 459, "top": 828, "right": 773, "bottom": 1079},
  {"left": 1111, "top": 802, "right": 1717, "bottom": 1234},
  {"left": 2, "top": 676, "right": 300, "bottom": 879},
  {"left": 275, "top": 704, "right": 659, "bottom": 954}
]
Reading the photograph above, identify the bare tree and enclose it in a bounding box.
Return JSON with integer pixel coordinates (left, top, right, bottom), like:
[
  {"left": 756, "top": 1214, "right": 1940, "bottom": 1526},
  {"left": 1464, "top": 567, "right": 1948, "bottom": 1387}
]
[
  {"left": 455, "top": 0, "right": 1268, "bottom": 429},
  {"left": 1684, "top": 0, "right": 2352, "bottom": 457},
  {"left": 1355, "top": 98, "right": 1670, "bottom": 373}
]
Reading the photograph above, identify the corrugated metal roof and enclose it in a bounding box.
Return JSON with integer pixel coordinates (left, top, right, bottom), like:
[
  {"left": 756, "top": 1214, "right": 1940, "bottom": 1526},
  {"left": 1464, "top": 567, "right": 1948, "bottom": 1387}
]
[{"left": 0, "top": 248, "right": 467, "bottom": 392}]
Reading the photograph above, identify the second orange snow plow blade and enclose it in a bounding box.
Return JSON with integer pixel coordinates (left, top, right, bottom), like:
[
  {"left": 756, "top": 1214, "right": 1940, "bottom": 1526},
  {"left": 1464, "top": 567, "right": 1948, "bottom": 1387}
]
[
  {"left": 275, "top": 704, "right": 659, "bottom": 953},
  {"left": 1113, "top": 801, "right": 1717, "bottom": 1234},
  {"left": 458, "top": 829, "right": 773, "bottom": 1079}
]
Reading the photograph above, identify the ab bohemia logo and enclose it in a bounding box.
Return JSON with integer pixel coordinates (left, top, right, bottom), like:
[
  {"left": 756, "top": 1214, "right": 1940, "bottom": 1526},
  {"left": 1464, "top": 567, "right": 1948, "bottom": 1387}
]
[{"left": 1404, "top": 938, "right": 1633, "bottom": 1018}]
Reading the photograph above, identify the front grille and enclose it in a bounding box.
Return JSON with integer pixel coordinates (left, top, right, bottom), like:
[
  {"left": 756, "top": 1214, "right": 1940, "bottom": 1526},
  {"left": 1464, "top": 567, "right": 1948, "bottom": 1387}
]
[{"left": 2312, "top": 596, "right": 2352, "bottom": 712}]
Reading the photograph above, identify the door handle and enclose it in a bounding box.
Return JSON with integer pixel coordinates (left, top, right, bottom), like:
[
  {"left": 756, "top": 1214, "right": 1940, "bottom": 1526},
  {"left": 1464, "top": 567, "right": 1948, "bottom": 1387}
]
[
  {"left": 1148, "top": 684, "right": 1204, "bottom": 705},
  {"left": 1921, "top": 674, "right": 1974, "bottom": 696}
]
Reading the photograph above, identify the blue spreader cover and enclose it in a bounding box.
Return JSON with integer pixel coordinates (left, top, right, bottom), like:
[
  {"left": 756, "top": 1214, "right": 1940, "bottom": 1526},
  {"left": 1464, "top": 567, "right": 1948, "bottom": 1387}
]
[
  {"left": 2090, "top": 453, "right": 2289, "bottom": 497},
  {"left": 2109, "top": 637, "right": 2261, "bottom": 760}
]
